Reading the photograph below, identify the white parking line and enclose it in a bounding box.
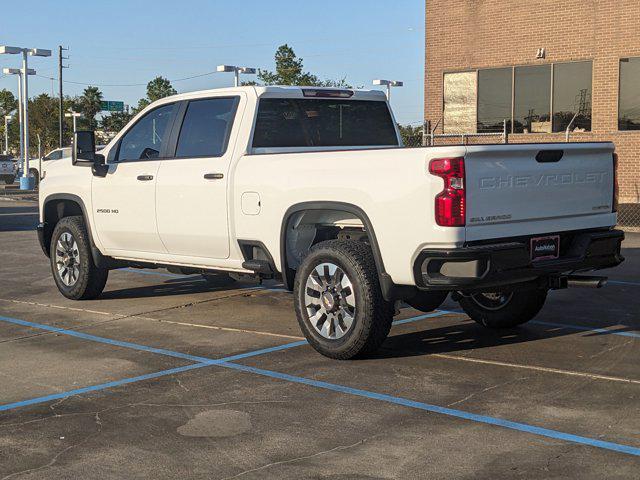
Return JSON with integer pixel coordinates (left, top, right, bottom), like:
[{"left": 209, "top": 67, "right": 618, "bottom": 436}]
[{"left": 430, "top": 353, "right": 640, "bottom": 385}]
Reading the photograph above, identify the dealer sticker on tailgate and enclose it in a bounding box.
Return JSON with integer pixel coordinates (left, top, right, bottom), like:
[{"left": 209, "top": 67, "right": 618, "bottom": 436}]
[{"left": 530, "top": 235, "right": 560, "bottom": 261}]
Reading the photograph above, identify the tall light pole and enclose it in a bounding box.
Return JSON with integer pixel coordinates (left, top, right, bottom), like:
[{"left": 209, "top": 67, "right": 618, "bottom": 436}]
[
  {"left": 1, "top": 45, "right": 52, "bottom": 190},
  {"left": 2, "top": 67, "right": 35, "bottom": 174},
  {"left": 217, "top": 65, "right": 256, "bottom": 87},
  {"left": 65, "top": 111, "right": 82, "bottom": 133},
  {"left": 372, "top": 79, "right": 404, "bottom": 101},
  {"left": 3, "top": 113, "right": 13, "bottom": 155}
]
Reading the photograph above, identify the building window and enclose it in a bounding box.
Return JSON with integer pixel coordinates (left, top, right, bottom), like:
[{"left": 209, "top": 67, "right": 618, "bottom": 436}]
[
  {"left": 514, "top": 65, "right": 551, "bottom": 133},
  {"left": 443, "top": 71, "right": 476, "bottom": 134},
  {"left": 619, "top": 57, "right": 640, "bottom": 130},
  {"left": 553, "top": 61, "right": 592, "bottom": 132},
  {"left": 477, "top": 68, "right": 512, "bottom": 133}
]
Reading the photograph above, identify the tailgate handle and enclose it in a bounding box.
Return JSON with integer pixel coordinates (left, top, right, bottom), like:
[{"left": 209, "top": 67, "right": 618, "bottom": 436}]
[{"left": 536, "top": 150, "right": 563, "bottom": 163}]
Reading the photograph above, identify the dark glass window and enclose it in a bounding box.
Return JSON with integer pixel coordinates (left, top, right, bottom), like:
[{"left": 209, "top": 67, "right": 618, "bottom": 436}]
[
  {"left": 514, "top": 65, "right": 551, "bottom": 133},
  {"left": 44, "top": 149, "right": 63, "bottom": 161},
  {"left": 175, "top": 97, "right": 237, "bottom": 157},
  {"left": 252, "top": 99, "right": 398, "bottom": 148},
  {"left": 619, "top": 57, "right": 640, "bottom": 130},
  {"left": 552, "top": 61, "right": 592, "bottom": 132},
  {"left": 477, "top": 68, "right": 512, "bottom": 133},
  {"left": 117, "top": 103, "right": 176, "bottom": 161}
]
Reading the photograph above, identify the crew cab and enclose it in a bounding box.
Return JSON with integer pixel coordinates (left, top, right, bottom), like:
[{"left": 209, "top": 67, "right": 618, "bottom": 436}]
[{"left": 37, "top": 86, "right": 624, "bottom": 359}]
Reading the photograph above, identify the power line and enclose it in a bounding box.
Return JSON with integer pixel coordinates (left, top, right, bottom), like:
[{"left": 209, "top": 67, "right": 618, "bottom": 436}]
[{"left": 34, "top": 69, "right": 219, "bottom": 88}]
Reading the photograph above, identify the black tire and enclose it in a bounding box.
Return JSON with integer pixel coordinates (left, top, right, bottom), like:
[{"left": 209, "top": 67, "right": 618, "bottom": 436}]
[
  {"left": 458, "top": 288, "right": 547, "bottom": 328},
  {"left": 50, "top": 216, "right": 108, "bottom": 300},
  {"left": 406, "top": 290, "right": 449, "bottom": 313},
  {"left": 3, "top": 176, "right": 14, "bottom": 184},
  {"left": 294, "top": 240, "right": 394, "bottom": 360},
  {"left": 202, "top": 273, "right": 237, "bottom": 288}
]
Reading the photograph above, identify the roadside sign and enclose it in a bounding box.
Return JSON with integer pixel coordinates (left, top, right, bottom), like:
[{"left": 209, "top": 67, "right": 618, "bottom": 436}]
[{"left": 100, "top": 101, "right": 125, "bottom": 112}]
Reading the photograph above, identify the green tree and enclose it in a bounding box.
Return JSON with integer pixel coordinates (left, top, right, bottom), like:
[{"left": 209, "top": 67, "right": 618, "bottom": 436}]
[
  {"left": 77, "top": 86, "right": 103, "bottom": 130},
  {"left": 28, "top": 94, "right": 59, "bottom": 155},
  {"left": 257, "top": 44, "right": 349, "bottom": 87},
  {"left": 0, "top": 89, "right": 17, "bottom": 117},
  {"left": 398, "top": 124, "right": 424, "bottom": 147},
  {"left": 101, "top": 111, "right": 133, "bottom": 133},
  {"left": 135, "top": 76, "right": 177, "bottom": 113}
]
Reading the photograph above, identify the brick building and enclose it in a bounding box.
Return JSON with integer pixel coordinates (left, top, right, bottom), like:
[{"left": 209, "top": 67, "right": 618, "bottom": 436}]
[{"left": 424, "top": 0, "right": 640, "bottom": 222}]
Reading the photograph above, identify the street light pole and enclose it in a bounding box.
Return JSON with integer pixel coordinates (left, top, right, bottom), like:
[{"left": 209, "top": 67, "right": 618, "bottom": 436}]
[
  {"left": 1, "top": 45, "right": 51, "bottom": 190},
  {"left": 372, "top": 79, "right": 404, "bottom": 101},
  {"left": 65, "top": 111, "right": 81, "bottom": 132},
  {"left": 3, "top": 114, "right": 12, "bottom": 155},
  {"left": 21, "top": 50, "right": 29, "bottom": 183},
  {"left": 217, "top": 65, "right": 256, "bottom": 86}
]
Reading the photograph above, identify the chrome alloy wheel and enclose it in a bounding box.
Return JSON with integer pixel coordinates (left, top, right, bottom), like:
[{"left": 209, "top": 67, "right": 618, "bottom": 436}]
[
  {"left": 304, "top": 262, "right": 356, "bottom": 340},
  {"left": 55, "top": 232, "right": 81, "bottom": 287},
  {"left": 470, "top": 291, "right": 514, "bottom": 311}
]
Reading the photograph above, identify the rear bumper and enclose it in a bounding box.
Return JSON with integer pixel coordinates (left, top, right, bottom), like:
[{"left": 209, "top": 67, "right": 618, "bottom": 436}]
[{"left": 414, "top": 229, "right": 624, "bottom": 291}]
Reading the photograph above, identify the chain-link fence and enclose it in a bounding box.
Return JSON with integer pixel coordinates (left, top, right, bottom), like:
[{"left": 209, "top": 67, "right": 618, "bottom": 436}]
[{"left": 618, "top": 204, "right": 640, "bottom": 231}]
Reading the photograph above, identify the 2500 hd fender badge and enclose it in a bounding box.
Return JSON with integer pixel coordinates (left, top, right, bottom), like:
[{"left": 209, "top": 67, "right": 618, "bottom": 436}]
[{"left": 96, "top": 208, "right": 119, "bottom": 214}]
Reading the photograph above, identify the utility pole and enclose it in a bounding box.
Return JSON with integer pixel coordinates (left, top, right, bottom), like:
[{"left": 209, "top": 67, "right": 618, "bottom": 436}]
[{"left": 58, "top": 46, "right": 69, "bottom": 148}]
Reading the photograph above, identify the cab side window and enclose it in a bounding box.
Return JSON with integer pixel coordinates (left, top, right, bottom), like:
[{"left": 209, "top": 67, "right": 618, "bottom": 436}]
[
  {"left": 175, "top": 97, "right": 238, "bottom": 158},
  {"left": 117, "top": 103, "right": 176, "bottom": 161},
  {"left": 44, "top": 150, "right": 62, "bottom": 161}
]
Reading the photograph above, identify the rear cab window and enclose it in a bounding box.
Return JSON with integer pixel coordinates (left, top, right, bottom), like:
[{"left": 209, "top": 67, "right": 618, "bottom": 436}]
[
  {"left": 174, "top": 97, "right": 238, "bottom": 158},
  {"left": 252, "top": 97, "right": 399, "bottom": 152}
]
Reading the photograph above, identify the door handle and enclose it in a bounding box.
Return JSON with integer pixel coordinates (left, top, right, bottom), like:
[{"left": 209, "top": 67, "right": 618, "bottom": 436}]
[
  {"left": 137, "top": 175, "right": 154, "bottom": 181},
  {"left": 204, "top": 173, "right": 224, "bottom": 180}
]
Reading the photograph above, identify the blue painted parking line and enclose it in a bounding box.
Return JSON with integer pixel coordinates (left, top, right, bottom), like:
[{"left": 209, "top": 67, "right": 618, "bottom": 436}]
[
  {"left": 609, "top": 279, "right": 640, "bottom": 287},
  {"left": 0, "top": 315, "right": 213, "bottom": 363},
  {"left": 219, "top": 361, "right": 640, "bottom": 457},
  {"left": 2, "top": 312, "right": 640, "bottom": 457},
  {"left": 0, "top": 363, "right": 209, "bottom": 413},
  {"left": 530, "top": 320, "right": 640, "bottom": 339}
]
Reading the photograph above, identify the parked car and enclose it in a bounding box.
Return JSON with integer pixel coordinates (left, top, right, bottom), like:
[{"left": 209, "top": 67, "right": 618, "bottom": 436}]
[
  {"left": 0, "top": 154, "right": 17, "bottom": 184},
  {"left": 37, "top": 86, "right": 624, "bottom": 359}
]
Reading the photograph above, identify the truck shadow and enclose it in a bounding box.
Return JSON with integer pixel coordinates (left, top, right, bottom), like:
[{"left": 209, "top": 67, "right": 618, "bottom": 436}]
[{"left": 99, "top": 277, "right": 260, "bottom": 300}]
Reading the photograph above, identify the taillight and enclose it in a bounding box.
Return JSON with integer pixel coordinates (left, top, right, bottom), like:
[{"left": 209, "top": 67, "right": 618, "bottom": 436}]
[
  {"left": 612, "top": 153, "right": 619, "bottom": 213},
  {"left": 429, "top": 157, "right": 465, "bottom": 227}
]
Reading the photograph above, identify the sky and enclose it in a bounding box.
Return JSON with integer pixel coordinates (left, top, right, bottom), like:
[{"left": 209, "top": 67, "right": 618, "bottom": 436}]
[{"left": 0, "top": 0, "right": 425, "bottom": 125}]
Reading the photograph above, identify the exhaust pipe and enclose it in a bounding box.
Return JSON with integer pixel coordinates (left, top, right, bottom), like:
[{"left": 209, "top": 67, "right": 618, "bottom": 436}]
[{"left": 566, "top": 275, "right": 608, "bottom": 289}]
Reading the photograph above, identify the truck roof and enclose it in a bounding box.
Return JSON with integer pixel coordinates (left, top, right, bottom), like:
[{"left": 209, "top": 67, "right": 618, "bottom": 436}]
[{"left": 161, "top": 85, "right": 387, "bottom": 103}]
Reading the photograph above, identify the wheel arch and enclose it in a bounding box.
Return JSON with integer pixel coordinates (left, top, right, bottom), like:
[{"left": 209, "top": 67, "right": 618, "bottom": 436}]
[
  {"left": 41, "top": 193, "right": 107, "bottom": 267},
  {"left": 279, "top": 201, "right": 390, "bottom": 295}
]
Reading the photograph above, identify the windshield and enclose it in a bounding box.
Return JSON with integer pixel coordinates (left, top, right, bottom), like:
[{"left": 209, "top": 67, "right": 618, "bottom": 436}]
[{"left": 252, "top": 98, "right": 399, "bottom": 149}]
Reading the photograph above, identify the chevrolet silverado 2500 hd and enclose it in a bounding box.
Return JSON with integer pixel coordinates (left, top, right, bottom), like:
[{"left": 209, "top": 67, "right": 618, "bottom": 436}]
[{"left": 37, "top": 86, "right": 624, "bottom": 359}]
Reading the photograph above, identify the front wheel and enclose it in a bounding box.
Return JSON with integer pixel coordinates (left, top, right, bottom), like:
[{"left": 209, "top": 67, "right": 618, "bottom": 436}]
[
  {"left": 50, "top": 216, "right": 108, "bottom": 300},
  {"left": 294, "top": 240, "right": 394, "bottom": 360},
  {"left": 458, "top": 288, "right": 547, "bottom": 328}
]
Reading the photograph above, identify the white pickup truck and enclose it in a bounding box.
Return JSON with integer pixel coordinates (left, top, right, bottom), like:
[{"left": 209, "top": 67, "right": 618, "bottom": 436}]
[{"left": 37, "top": 86, "right": 624, "bottom": 359}]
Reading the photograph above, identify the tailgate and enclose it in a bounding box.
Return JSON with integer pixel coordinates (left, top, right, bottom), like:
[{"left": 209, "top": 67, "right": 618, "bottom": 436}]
[{"left": 465, "top": 143, "right": 615, "bottom": 240}]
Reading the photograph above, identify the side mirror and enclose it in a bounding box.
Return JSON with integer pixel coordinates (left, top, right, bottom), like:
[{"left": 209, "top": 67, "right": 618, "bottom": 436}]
[
  {"left": 72, "top": 130, "right": 97, "bottom": 165},
  {"left": 73, "top": 130, "right": 108, "bottom": 177}
]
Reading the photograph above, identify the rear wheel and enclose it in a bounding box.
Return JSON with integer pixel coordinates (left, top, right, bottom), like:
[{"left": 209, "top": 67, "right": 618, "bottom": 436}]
[
  {"left": 50, "top": 216, "right": 108, "bottom": 300},
  {"left": 294, "top": 240, "right": 394, "bottom": 360},
  {"left": 458, "top": 288, "right": 547, "bottom": 328},
  {"left": 3, "top": 176, "right": 14, "bottom": 184}
]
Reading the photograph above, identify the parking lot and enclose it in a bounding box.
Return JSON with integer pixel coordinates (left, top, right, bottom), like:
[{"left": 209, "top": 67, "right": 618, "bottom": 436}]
[{"left": 0, "top": 198, "right": 638, "bottom": 479}]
